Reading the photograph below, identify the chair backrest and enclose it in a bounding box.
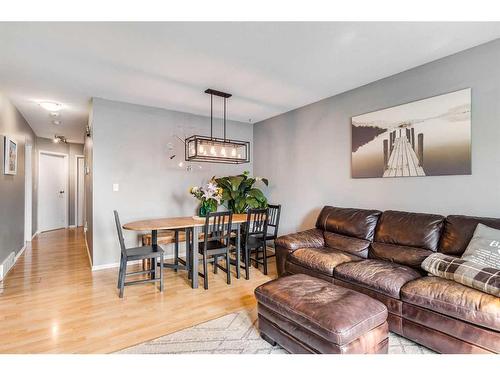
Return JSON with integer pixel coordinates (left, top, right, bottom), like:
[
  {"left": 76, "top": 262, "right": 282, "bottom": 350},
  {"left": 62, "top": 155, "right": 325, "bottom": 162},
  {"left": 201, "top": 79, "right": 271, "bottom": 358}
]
[
  {"left": 203, "top": 211, "right": 233, "bottom": 247},
  {"left": 113, "top": 210, "right": 126, "bottom": 251},
  {"left": 267, "top": 204, "right": 281, "bottom": 238},
  {"left": 244, "top": 208, "right": 269, "bottom": 244}
]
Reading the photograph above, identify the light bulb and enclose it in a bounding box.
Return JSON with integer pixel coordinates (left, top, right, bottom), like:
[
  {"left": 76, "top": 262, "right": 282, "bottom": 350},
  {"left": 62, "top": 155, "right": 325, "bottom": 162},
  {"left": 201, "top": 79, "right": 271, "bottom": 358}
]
[
  {"left": 220, "top": 147, "right": 226, "bottom": 156},
  {"left": 231, "top": 148, "right": 236, "bottom": 156},
  {"left": 237, "top": 153, "right": 241, "bottom": 159},
  {"left": 178, "top": 161, "right": 184, "bottom": 168},
  {"left": 210, "top": 146, "right": 216, "bottom": 155},
  {"left": 198, "top": 145, "right": 205, "bottom": 153}
]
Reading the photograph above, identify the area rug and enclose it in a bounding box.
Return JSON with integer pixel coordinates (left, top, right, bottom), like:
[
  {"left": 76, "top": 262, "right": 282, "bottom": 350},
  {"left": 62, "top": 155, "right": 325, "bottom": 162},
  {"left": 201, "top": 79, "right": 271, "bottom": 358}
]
[{"left": 117, "top": 308, "right": 435, "bottom": 354}]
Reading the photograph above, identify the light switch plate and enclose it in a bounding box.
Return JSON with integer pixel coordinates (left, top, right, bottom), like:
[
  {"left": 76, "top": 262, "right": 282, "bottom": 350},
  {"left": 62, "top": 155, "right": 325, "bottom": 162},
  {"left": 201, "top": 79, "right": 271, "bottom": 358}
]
[{"left": 113, "top": 183, "right": 119, "bottom": 192}]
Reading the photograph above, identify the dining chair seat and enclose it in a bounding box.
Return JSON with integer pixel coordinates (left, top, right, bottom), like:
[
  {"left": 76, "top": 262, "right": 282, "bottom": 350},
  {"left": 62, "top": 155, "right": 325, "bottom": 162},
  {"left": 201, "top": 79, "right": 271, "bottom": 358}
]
[
  {"left": 123, "top": 245, "right": 164, "bottom": 261},
  {"left": 198, "top": 239, "right": 232, "bottom": 253}
]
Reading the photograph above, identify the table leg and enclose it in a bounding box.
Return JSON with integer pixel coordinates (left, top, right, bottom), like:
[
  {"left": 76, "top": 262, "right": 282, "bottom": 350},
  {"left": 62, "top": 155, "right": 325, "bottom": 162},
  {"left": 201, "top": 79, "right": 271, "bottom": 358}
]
[
  {"left": 236, "top": 223, "right": 241, "bottom": 279},
  {"left": 191, "top": 226, "right": 199, "bottom": 288},
  {"left": 186, "top": 228, "right": 191, "bottom": 280},
  {"left": 151, "top": 229, "right": 157, "bottom": 280}
]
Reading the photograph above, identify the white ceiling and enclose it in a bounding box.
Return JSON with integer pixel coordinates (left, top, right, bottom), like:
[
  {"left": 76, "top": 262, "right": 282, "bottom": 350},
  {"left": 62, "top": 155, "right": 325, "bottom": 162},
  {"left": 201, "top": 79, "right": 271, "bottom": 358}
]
[{"left": 1, "top": 22, "right": 499, "bottom": 143}]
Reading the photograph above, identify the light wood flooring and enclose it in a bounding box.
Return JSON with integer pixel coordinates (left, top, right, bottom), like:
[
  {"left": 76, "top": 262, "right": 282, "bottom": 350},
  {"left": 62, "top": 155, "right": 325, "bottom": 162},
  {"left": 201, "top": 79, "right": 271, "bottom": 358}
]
[{"left": 0, "top": 228, "right": 276, "bottom": 353}]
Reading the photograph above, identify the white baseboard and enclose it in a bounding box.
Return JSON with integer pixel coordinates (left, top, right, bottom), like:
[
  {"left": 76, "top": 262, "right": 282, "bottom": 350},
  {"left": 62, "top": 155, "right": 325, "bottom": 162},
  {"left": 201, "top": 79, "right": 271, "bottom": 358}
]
[
  {"left": 69, "top": 225, "right": 76, "bottom": 229},
  {"left": 84, "top": 235, "right": 93, "bottom": 268},
  {"left": 0, "top": 243, "right": 27, "bottom": 281},
  {"left": 31, "top": 231, "right": 38, "bottom": 241},
  {"left": 92, "top": 259, "right": 142, "bottom": 271},
  {"left": 91, "top": 254, "right": 180, "bottom": 272}
]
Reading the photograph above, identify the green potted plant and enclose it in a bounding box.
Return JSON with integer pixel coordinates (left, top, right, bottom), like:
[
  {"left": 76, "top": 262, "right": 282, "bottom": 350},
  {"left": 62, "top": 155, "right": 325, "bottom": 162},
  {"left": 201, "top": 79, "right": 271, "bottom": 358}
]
[
  {"left": 189, "top": 181, "right": 223, "bottom": 217},
  {"left": 214, "top": 171, "right": 269, "bottom": 213}
]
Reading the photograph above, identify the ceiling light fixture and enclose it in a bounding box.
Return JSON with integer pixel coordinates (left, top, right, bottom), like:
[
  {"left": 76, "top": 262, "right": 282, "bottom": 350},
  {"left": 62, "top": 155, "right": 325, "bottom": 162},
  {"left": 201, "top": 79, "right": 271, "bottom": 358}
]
[
  {"left": 52, "top": 120, "right": 61, "bottom": 125},
  {"left": 185, "top": 89, "right": 249, "bottom": 164},
  {"left": 53, "top": 135, "right": 67, "bottom": 144},
  {"left": 50, "top": 112, "right": 60, "bottom": 118},
  {"left": 39, "top": 101, "right": 62, "bottom": 111}
]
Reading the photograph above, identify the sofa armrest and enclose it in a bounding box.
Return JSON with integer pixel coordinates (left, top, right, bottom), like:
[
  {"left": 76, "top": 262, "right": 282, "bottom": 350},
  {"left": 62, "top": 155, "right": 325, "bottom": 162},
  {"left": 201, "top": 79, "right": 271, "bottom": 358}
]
[
  {"left": 275, "top": 228, "right": 325, "bottom": 276},
  {"left": 276, "top": 228, "right": 325, "bottom": 250}
]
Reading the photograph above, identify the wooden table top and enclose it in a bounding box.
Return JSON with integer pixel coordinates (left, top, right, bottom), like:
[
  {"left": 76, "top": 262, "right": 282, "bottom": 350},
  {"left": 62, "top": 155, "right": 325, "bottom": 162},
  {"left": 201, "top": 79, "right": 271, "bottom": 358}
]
[{"left": 123, "top": 213, "right": 249, "bottom": 231}]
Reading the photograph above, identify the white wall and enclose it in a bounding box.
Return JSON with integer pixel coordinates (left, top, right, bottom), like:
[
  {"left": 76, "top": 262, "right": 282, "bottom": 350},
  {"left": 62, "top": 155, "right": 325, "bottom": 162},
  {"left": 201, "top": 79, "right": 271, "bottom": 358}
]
[
  {"left": 91, "top": 98, "right": 253, "bottom": 267},
  {"left": 254, "top": 39, "right": 500, "bottom": 235}
]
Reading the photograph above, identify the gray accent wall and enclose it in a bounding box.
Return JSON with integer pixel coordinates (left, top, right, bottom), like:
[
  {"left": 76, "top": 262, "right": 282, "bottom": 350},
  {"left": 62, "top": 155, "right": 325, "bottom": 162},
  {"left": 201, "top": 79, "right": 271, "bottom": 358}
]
[
  {"left": 254, "top": 39, "right": 500, "bottom": 235},
  {"left": 0, "top": 92, "right": 37, "bottom": 265},
  {"left": 36, "top": 137, "right": 84, "bottom": 227},
  {"left": 89, "top": 98, "right": 253, "bottom": 267}
]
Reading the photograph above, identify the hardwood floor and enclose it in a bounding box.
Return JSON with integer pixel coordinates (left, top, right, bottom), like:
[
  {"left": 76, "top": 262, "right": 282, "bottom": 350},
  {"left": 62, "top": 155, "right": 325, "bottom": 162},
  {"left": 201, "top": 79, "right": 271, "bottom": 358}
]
[{"left": 0, "top": 228, "right": 276, "bottom": 353}]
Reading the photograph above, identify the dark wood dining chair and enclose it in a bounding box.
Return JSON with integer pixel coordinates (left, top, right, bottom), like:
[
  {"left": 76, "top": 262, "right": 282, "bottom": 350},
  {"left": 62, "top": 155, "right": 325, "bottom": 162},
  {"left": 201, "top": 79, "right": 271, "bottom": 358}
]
[
  {"left": 253, "top": 204, "right": 281, "bottom": 266},
  {"left": 243, "top": 208, "right": 269, "bottom": 277},
  {"left": 197, "top": 211, "right": 233, "bottom": 290},
  {"left": 114, "top": 210, "right": 164, "bottom": 298}
]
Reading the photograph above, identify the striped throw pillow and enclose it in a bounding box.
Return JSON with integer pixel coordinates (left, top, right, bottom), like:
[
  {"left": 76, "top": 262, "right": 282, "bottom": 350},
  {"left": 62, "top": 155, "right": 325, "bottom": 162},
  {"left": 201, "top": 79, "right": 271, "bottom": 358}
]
[{"left": 421, "top": 253, "right": 500, "bottom": 297}]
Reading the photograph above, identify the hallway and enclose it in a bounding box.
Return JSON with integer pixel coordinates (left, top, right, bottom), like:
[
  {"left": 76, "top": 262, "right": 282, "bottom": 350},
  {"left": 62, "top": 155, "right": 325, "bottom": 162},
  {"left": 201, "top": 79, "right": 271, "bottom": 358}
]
[{"left": 0, "top": 228, "right": 274, "bottom": 353}]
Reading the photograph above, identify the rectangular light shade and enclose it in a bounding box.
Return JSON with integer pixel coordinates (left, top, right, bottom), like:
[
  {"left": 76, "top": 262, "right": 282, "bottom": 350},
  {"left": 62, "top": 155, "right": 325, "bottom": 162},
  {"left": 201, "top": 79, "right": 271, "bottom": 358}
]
[{"left": 185, "top": 135, "right": 250, "bottom": 164}]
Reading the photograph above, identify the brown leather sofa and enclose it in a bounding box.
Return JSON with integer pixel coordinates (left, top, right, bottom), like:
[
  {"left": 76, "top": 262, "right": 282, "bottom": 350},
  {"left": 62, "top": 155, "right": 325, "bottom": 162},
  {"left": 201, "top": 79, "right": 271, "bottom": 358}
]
[{"left": 275, "top": 206, "right": 500, "bottom": 354}]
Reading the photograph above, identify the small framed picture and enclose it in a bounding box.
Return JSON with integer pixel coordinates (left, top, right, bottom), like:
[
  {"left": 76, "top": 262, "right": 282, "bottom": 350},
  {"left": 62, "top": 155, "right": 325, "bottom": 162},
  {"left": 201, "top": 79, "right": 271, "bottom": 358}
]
[{"left": 4, "top": 136, "right": 18, "bottom": 175}]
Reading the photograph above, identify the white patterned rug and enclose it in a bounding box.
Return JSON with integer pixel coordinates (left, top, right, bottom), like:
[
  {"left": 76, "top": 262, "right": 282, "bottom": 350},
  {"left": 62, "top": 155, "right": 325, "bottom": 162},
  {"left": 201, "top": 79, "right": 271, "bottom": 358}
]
[{"left": 117, "top": 309, "right": 435, "bottom": 354}]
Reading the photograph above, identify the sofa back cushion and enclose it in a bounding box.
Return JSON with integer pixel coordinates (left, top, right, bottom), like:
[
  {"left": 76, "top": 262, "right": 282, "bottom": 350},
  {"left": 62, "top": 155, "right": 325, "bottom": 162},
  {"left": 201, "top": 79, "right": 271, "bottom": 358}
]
[
  {"left": 315, "top": 206, "right": 381, "bottom": 241},
  {"left": 323, "top": 231, "right": 371, "bottom": 258},
  {"left": 439, "top": 215, "right": 500, "bottom": 256},
  {"left": 371, "top": 210, "right": 445, "bottom": 268}
]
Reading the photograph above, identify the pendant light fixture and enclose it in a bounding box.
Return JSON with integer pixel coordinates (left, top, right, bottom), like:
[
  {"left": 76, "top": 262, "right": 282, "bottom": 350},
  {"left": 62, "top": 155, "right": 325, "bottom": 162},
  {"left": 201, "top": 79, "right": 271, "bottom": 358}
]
[{"left": 185, "top": 89, "right": 250, "bottom": 164}]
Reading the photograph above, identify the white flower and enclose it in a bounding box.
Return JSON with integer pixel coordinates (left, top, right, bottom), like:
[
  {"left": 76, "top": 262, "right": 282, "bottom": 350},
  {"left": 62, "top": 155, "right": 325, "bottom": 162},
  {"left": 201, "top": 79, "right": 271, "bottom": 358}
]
[{"left": 206, "top": 182, "right": 217, "bottom": 192}]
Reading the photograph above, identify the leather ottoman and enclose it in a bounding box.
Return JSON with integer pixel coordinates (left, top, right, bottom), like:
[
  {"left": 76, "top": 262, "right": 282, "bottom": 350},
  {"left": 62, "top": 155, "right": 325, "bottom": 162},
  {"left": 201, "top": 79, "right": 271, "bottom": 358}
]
[{"left": 254, "top": 274, "right": 389, "bottom": 354}]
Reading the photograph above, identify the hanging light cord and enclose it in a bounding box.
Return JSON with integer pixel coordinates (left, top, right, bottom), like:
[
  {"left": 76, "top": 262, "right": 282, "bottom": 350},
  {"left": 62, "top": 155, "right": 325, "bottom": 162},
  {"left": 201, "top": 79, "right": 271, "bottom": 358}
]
[
  {"left": 210, "top": 93, "right": 213, "bottom": 139},
  {"left": 224, "top": 97, "right": 226, "bottom": 141}
]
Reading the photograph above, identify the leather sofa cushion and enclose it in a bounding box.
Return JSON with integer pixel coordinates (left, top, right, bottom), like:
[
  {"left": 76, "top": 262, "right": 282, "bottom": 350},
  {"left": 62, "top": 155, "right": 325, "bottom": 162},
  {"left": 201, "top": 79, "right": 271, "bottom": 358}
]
[
  {"left": 374, "top": 210, "right": 444, "bottom": 251},
  {"left": 334, "top": 259, "right": 422, "bottom": 299},
  {"left": 324, "top": 231, "right": 370, "bottom": 258},
  {"left": 401, "top": 276, "right": 500, "bottom": 332},
  {"left": 439, "top": 215, "right": 500, "bottom": 256},
  {"left": 275, "top": 228, "right": 324, "bottom": 250},
  {"left": 316, "top": 206, "right": 381, "bottom": 241},
  {"left": 288, "top": 247, "right": 362, "bottom": 276},
  {"left": 254, "top": 274, "right": 388, "bottom": 346},
  {"left": 370, "top": 242, "right": 433, "bottom": 269}
]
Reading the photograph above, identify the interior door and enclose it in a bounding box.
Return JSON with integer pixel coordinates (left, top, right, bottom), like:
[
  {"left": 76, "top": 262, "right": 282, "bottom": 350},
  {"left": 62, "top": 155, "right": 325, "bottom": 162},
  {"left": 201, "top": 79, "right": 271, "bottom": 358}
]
[
  {"left": 39, "top": 152, "right": 67, "bottom": 232},
  {"left": 77, "top": 157, "right": 85, "bottom": 227}
]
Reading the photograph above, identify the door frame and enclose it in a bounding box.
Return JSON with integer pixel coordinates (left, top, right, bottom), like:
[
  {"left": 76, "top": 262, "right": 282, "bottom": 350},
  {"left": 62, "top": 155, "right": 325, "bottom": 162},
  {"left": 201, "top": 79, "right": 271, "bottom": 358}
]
[
  {"left": 24, "top": 143, "right": 33, "bottom": 242},
  {"left": 38, "top": 150, "right": 69, "bottom": 232},
  {"left": 74, "top": 154, "right": 85, "bottom": 227}
]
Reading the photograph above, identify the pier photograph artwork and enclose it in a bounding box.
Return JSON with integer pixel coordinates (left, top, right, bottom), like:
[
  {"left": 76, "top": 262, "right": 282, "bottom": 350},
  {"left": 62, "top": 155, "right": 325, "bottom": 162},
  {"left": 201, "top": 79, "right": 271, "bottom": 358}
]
[{"left": 351, "top": 88, "right": 471, "bottom": 178}]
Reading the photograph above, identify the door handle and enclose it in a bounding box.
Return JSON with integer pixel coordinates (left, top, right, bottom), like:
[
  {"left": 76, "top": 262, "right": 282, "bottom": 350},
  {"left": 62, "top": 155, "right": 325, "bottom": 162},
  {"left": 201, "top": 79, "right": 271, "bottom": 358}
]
[{"left": 59, "top": 190, "right": 65, "bottom": 194}]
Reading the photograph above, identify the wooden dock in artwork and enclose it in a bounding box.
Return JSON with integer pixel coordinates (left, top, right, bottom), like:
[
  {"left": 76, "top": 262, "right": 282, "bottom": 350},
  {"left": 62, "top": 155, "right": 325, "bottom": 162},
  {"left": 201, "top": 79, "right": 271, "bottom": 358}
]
[{"left": 383, "top": 128, "right": 425, "bottom": 177}]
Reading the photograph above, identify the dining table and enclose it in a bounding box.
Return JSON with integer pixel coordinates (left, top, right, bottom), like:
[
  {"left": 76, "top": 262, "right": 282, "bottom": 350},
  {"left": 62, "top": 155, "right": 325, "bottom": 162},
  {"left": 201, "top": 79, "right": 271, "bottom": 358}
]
[{"left": 122, "top": 213, "right": 249, "bottom": 289}]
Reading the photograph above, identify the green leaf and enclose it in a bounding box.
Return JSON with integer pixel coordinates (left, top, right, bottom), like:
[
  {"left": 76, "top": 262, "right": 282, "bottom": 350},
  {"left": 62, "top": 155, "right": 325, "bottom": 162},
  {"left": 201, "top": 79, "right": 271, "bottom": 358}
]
[
  {"left": 247, "top": 188, "right": 266, "bottom": 202},
  {"left": 235, "top": 197, "right": 247, "bottom": 213},
  {"left": 221, "top": 189, "right": 232, "bottom": 201},
  {"left": 229, "top": 176, "right": 244, "bottom": 191},
  {"left": 246, "top": 197, "right": 260, "bottom": 208},
  {"left": 239, "top": 178, "right": 254, "bottom": 193}
]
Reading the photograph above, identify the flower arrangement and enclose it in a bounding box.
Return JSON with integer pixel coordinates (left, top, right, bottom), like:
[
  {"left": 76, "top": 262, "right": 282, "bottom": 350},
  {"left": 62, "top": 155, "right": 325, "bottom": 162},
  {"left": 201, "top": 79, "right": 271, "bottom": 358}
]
[{"left": 189, "top": 180, "right": 223, "bottom": 217}]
